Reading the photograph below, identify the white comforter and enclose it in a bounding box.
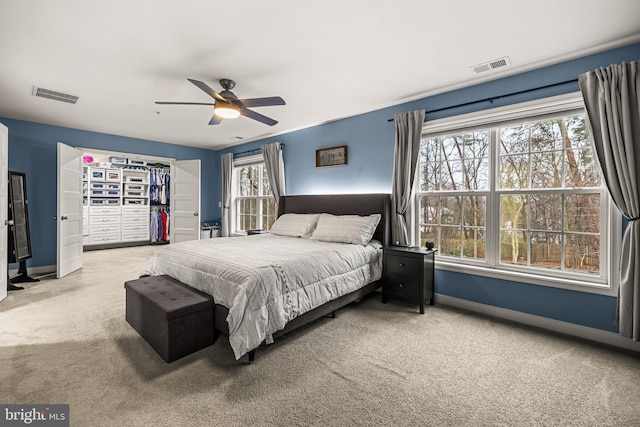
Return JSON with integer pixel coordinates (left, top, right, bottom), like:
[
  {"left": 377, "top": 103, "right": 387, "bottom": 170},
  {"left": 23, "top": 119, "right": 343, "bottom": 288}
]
[{"left": 141, "top": 234, "right": 383, "bottom": 359}]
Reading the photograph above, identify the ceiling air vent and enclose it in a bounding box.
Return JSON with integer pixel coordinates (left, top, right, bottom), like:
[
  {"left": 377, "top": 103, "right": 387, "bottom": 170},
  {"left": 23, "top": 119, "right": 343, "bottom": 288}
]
[
  {"left": 471, "top": 56, "right": 511, "bottom": 74},
  {"left": 32, "top": 86, "right": 79, "bottom": 104}
]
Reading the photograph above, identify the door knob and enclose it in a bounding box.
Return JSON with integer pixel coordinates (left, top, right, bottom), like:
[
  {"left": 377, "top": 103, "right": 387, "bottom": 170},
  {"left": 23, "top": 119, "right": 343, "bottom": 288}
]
[
  {"left": 4, "top": 220, "right": 14, "bottom": 226},
  {"left": 194, "top": 212, "right": 199, "bottom": 217},
  {"left": 61, "top": 216, "right": 69, "bottom": 220}
]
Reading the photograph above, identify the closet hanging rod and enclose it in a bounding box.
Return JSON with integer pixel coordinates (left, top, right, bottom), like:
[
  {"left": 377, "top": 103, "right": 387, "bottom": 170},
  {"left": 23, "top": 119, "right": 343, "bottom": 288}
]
[
  {"left": 232, "top": 143, "right": 286, "bottom": 157},
  {"left": 386, "top": 78, "right": 579, "bottom": 122}
]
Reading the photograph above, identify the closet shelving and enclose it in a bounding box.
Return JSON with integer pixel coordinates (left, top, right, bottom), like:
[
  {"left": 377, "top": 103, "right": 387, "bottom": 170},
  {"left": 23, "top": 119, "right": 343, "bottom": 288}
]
[
  {"left": 82, "top": 164, "right": 151, "bottom": 246},
  {"left": 84, "top": 167, "right": 123, "bottom": 245},
  {"left": 122, "top": 168, "right": 150, "bottom": 242}
]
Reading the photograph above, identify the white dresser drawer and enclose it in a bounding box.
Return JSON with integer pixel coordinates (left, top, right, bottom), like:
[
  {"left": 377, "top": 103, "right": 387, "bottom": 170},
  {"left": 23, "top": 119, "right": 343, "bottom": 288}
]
[
  {"left": 121, "top": 215, "right": 147, "bottom": 224},
  {"left": 122, "top": 231, "right": 150, "bottom": 242},
  {"left": 89, "top": 224, "right": 121, "bottom": 234},
  {"left": 122, "top": 223, "right": 148, "bottom": 232},
  {"left": 122, "top": 206, "right": 148, "bottom": 215},
  {"left": 88, "top": 233, "right": 121, "bottom": 244},
  {"left": 90, "top": 206, "right": 121, "bottom": 216},
  {"left": 89, "top": 215, "right": 121, "bottom": 225}
]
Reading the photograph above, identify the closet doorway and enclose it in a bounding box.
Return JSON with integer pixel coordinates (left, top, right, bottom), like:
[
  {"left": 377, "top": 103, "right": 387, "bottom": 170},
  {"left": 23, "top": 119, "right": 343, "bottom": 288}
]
[{"left": 56, "top": 143, "right": 201, "bottom": 279}]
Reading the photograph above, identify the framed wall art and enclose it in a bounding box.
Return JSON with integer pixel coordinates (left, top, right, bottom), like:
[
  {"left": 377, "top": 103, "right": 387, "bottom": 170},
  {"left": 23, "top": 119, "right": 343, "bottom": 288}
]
[{"left": 316, "top": 145, "right": 348, "bottom": 168}]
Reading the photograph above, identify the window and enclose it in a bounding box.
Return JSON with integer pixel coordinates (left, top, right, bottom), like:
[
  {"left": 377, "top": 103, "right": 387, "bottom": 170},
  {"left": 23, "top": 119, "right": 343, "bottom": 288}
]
[
  {"left": 234, "top": 156, "right": 276, "bottom": 232},
  {"left": 416, "top": 94, "right": 618, "bottom": 290}
]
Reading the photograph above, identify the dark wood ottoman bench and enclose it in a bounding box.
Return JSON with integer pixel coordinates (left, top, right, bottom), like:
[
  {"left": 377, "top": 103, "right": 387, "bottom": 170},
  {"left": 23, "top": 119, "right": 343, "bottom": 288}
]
[{"left": 124, "top": 275, "right": 215, "bottom": 362}]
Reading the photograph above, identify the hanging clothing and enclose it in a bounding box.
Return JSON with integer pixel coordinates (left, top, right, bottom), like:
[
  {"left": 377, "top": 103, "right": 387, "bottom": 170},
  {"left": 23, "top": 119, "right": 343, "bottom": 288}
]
[
  {"left": 157, "top": 210, "right": 164, "bottom": 241},
  {"left": 162, "top": 210, "right": 169, "bottom": 241},
  {"left": 150, "top": 208, "right": 159, "bottom": 242},
  {"left": 148, "top": 166, "right": 170, "bottom": 206}
]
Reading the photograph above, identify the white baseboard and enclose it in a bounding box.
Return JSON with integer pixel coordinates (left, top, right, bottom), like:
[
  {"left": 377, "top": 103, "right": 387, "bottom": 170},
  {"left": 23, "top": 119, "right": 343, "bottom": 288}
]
[
  {"left": 9, "top": 265, "right": 56, "bottom": 279},
  {"left": 436, "top": 294, "right": 640, "bottom": 354}
]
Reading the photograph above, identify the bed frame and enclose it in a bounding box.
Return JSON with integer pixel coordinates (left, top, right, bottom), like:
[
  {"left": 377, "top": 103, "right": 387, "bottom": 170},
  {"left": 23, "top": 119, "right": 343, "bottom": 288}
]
[{"left": 213, "top": 193, "right": 391, "bottom": 362}]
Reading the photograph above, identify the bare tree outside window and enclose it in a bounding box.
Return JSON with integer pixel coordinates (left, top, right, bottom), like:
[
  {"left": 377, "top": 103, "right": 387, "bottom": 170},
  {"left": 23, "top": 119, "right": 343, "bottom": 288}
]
[
  {"left": 236, "top": 163, "right": 276, "bottom": 231},
  {"left": 418, "top": 130, "right": 489, "bottom": 260},
  {"left": 417, "top": 112, "right": 605, "bottom": 279}
]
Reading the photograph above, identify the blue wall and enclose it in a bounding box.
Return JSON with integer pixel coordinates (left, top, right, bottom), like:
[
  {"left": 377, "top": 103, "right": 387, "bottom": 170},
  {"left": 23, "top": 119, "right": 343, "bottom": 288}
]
[
  {"left": 3, "top": 42, "right": 637, "bottom": 333},
  {"left": 218, "top": 42, "right": 640, "bottom": 333},
  {"left": 1, "top": 118, "right": 217, "bottom": 268}
]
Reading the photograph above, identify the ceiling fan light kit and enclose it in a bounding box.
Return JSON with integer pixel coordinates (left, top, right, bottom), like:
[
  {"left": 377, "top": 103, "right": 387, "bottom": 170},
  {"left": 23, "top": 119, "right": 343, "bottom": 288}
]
[
  {"left": 214, "top": 103, "right": 240, "bottom": 119},
  {"left": 156, "top": 78, "right": 285, "bottom": 126}
]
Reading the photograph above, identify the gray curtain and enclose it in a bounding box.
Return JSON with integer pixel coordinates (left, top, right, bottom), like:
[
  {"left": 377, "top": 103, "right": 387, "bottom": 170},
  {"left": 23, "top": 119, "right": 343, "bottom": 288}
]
[
  {"left": 261, "top": 142, "right": 286, "bottom": 204},
  {"left": 390, "top": 110, "right": 426, "bottom": 246},
  {"left": 579, "top": 60, "right": 640, "bottom": 340},
  {"left": 220, "top": 152, "right": 233, "bottom": 237}
]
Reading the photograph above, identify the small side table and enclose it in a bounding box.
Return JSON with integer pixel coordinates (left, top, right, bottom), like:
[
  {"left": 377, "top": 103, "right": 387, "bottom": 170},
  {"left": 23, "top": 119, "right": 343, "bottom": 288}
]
[{"left": 382, "top": 246, "right": 436, "bottom": 314}]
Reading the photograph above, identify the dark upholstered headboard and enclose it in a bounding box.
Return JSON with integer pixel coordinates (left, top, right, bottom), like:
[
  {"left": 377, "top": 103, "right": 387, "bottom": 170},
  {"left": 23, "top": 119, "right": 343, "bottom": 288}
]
[{"left": 277, "top": 194, "right": 391, "bottom": 246}]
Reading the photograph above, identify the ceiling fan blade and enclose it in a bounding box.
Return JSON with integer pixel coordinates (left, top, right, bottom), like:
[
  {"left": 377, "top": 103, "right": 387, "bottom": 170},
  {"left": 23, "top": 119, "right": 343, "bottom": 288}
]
[
  {"left": 155, "top": 101, "right": 214, "bottom": 106},
  {"left": 240, "top": 107, "right": 278, "bottom": 126},
  {"left": 208, "top": 114, "right": 223, "bottom": 126},
  {"left": 238, "top": 96, "right": 286, "bottom": 108},
  {"left": 188, "top": 78, "right": 227, "bottom": 103}
]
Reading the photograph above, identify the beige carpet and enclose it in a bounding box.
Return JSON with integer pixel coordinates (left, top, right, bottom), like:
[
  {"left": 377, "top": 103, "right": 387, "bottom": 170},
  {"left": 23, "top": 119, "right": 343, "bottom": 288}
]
[{"left": 1, "top": 245, "right": 639, "bottom": 426}]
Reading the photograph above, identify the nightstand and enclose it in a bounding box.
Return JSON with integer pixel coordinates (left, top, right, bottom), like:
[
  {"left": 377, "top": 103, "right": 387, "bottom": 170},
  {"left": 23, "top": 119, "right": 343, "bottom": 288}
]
[{"left": 382, "top": 246, "right": 436, "bottom": 314}]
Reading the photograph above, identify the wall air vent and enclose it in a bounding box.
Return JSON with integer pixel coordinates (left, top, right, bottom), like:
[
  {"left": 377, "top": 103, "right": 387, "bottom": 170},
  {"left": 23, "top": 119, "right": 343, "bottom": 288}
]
[
  {"left": 471, "top": 56, "right": 511, "bottom": 74},
  {"left": 32, "top": 86, "right": 79, "bottom": 104}
]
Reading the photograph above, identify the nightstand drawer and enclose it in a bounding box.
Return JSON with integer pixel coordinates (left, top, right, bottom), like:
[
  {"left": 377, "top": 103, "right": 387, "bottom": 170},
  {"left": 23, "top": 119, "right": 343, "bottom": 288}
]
[
  {"left": 383, "top": 274, "right": 420, "bottom": 299},
  {"left": 385, "top": 254, "right": 421, "bottom": 277}
]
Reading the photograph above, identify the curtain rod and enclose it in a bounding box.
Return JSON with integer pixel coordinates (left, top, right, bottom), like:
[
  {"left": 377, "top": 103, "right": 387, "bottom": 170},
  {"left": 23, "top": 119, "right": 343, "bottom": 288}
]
[
  {"left": 387, "top": 78, "right": 579, "bottom": 122},
  {"left": 233, "top": 143, "right": 286, "bottom": 157}
]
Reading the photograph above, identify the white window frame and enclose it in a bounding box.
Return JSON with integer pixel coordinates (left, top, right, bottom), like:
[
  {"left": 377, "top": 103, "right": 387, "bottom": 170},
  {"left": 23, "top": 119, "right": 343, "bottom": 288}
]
[
  {"left": 416, "top": 93, "right": 621, "bottom": 296},
  {"left": 231, "top": 154, "right": 275, "bottom": 234}
]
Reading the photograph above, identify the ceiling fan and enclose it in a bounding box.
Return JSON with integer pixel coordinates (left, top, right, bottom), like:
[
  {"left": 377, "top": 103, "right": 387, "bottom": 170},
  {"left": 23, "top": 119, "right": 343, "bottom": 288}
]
[{"left": 155, "top": 78, "right": 286, "bottom": 126}]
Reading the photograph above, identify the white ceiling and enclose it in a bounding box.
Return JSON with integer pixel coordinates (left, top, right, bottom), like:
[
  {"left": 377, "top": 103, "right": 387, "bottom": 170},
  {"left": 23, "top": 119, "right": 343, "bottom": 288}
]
[{"left": 1, "top": 0, "right": 639, "bottom": 150}]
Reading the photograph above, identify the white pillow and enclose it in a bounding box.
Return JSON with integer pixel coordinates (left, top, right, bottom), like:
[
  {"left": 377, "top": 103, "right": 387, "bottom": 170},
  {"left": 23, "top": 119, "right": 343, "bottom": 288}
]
[
  {"left": 269, "top": 213, "right": 320, "bottom": 238},
  {"left": 310, "top": 213, "right": 381, "bottom": 245}
]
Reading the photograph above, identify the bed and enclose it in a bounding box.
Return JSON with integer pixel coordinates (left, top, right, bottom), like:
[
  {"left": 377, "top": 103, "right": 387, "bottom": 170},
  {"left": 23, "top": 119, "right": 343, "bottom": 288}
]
[{"left": 141, "top": 193, "right": 390, "bottom": 361}]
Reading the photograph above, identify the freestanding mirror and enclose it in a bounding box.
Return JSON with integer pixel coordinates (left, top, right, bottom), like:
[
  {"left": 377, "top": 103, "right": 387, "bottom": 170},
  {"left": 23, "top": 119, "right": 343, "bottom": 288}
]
[{"left": 8, "top": 171, "right": 38, "bottom": 289}]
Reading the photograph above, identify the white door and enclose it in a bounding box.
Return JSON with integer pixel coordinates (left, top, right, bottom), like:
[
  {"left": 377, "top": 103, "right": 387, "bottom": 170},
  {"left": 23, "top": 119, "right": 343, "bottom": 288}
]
[
  {"left": 0, "top": 124, "right": 8, "bottom": 301},
  {"left": 171, "top": 160, "right": 200, "bottom": 243},
  {"left": 56, "top": 142, "right": 83, "bottom": 278}
]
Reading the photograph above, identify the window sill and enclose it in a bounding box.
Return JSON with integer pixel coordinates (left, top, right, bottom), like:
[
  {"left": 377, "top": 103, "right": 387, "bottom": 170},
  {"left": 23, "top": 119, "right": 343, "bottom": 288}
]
[{"left": 435, "top": 259, "right": 617, "bottom": 297}]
